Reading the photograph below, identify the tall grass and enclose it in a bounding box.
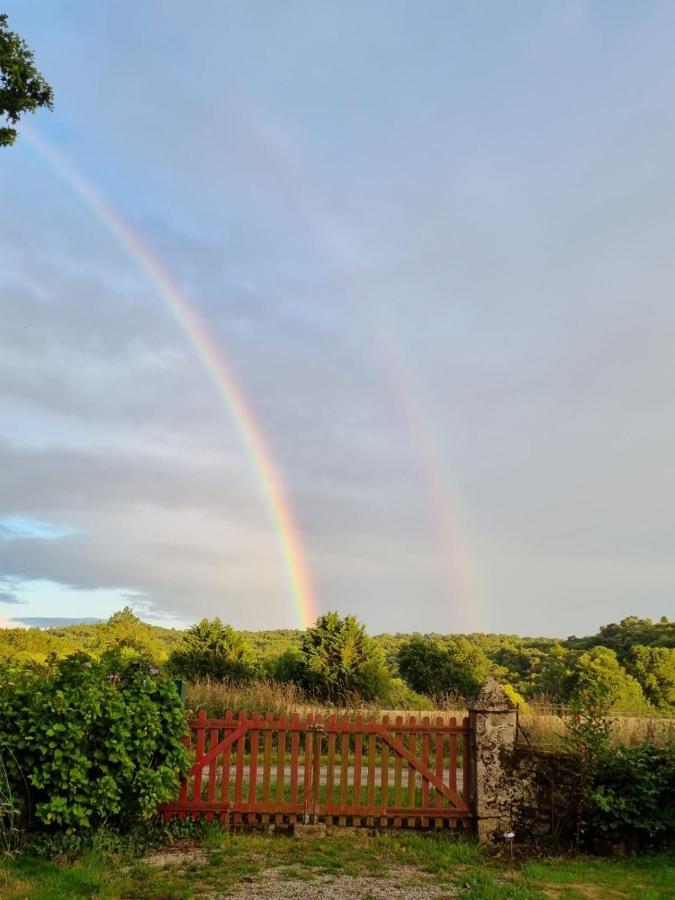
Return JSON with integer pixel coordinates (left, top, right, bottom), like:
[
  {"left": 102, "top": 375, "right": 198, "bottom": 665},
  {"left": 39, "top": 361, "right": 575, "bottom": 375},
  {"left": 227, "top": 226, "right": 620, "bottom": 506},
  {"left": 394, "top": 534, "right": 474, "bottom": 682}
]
[
  {"left": 185, "top": 678, "right": 461, "bottom": 721},
  {"left": 186, "top": 678, "right": 307, "bottom": 718},
  {"left": 520, "top": 707, "right": 675, "bottom": 749},
  {"left": 185, "top": 679, "right": 674, "bottom": 746}
]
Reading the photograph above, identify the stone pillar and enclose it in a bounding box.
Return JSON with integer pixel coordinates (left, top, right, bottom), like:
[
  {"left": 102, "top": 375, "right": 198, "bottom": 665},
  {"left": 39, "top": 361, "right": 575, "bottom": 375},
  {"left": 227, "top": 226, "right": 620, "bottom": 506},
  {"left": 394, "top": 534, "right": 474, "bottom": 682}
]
[{"left": 469, "top": 677, "right": 518, "bottom": 843}]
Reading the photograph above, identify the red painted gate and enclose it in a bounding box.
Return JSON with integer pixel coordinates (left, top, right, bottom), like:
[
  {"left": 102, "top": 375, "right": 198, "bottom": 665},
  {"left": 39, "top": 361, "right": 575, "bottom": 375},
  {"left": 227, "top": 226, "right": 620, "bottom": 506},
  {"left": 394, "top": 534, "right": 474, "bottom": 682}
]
[{"left": 159, "top": 710, "right": 472, "bottom": 828}]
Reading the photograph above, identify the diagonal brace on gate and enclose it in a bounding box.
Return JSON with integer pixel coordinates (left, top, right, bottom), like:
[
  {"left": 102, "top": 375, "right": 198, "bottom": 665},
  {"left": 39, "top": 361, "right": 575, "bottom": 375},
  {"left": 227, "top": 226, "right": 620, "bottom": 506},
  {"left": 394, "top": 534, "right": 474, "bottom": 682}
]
[
  {"left": 189, "top": 724, "right": 249, "bottom": 775},
  {"left": 380, "top": 731, "right": 466, "bottom": 809}
]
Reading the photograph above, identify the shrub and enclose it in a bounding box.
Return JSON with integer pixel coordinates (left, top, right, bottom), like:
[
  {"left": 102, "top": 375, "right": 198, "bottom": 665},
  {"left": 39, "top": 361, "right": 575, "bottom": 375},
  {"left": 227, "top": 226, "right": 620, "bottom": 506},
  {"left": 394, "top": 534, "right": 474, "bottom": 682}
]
[
  {"left": 588, "top": 742, "right": 675, "bottom": 845},
  {"left": 168, "top": 618, "right": 256, "bottom": 682},
  {"left": 380, "top": 677, "right": 431, "bottom": 711},
  {"left": 625, "top": 645, "right": 675, "bottom": 711},
  {"left": 502, "top": 683, "right": 531, "bottom": 714},
  {"left": 0, "top": 652, "right": 189, "bottom": 832},
  {"left": 264, "top": 648, "right": 303, "bottom": 684},
  {"left": 570, "top": 647, "right": 651, "bottom": 713},
  {"left": 295, "top": 612, "right": 392, "bottom": 703},
  {"left": 397, "top": 635, "right": 490, "bottom": 699}
]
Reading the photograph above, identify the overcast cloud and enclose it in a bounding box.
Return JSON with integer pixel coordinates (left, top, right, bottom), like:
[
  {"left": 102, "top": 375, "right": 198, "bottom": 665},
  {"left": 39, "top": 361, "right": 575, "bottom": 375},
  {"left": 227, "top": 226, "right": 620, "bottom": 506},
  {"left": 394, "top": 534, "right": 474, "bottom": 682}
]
[{"left": 1, "top": 1, "right": 674, "bottom": 634}]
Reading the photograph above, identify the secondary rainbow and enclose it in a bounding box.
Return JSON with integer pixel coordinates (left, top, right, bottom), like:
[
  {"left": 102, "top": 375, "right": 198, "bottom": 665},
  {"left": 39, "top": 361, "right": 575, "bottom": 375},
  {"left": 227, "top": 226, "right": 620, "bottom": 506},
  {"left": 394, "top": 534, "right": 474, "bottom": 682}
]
[{"left": 25, "top": 129, "right": 317, "bottom": 629}]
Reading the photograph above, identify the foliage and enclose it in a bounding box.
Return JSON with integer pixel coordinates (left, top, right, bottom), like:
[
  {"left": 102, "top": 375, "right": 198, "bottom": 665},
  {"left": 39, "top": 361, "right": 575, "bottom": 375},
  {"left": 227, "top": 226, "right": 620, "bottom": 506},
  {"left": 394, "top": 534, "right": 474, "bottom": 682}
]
[
  {"left": 560, "top": 688, "right": 614, "bottom": 847},
  {"left": 397, "top": 634, "right": 491, "bottom": 699},
  {"left": 396, "top": 635, "right": 447, "bottom": 697},
  {"left": 0, "top": 652, "right": 189, "bottom": 832},
  {"left": 0, "top": 611, "right": 672, "bottom": 712},
  {"left": 570, "top": 647, "right": 651, "bottom": 713},
  {"left": 0, "top": 608, "right": 184, "bottom": 666},
  {"left": 489, "top": 643, "right": 545, "bottom": 695},
  {"left": 263, "top": 647, "right": 303, "bottom": 683},
  {"left": 566, "top": 616, "right": 675, "bottom": 656},
  {"left": 168, "top": 618, "right": 257, "bottom": 682},
  {"left": 382, "top": 677, "right": 431, "bottom": 710},
  {"left": 501, "top": 682, "right": 531, "bottom": 713},
  {"left": 625, "top": 645, "right": 675, "bottom": 710},
  {"left": 527, "top": 645, "right": 575, "bottom": 703},
  {"left": 295, "top": 612, "right": 392, "bottom": 702},
  {"left": 556, "top": 688, "right": 675, "bottom": 849},
  {"left": 588, "top": 741, "right": 675, "bottom": 844},
  {"left": 0, "top": 13, "right": 53, "bottom": 147}
]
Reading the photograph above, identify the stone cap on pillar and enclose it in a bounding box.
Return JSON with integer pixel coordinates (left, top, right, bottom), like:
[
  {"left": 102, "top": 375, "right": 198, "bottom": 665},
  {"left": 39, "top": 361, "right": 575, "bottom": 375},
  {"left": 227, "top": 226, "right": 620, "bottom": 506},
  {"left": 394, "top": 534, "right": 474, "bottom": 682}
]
[{"left": 469, "top": 676, "right": 516, "bottom": 713}]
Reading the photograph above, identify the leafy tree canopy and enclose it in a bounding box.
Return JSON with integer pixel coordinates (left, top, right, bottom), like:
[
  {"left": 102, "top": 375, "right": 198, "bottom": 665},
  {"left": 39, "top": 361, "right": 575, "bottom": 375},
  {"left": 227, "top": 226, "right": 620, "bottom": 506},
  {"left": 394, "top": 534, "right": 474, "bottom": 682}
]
[
  {"left": 0, "top": 13, "right": 53, "bottom": 147},
  {"left": 296, "top": 612, "right": 391, "bottom": 702},
  {"left": 570, "top": 646, "right": 651, "bottom": 713},
  {"left": 625, "top": 645, "right": 675, "bottom": 710},
  {"left": 566, "top": 616, "right": 674, "bottom": 657},
  {"left": 397, "top": 634, "right": 492, "bottom": 699}
]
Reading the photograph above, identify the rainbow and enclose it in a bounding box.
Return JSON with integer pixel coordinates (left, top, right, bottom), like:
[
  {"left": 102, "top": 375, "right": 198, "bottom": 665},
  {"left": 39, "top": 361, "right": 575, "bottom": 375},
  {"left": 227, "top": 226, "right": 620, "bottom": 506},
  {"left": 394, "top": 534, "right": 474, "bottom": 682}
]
[
  {"left": 24, "top": 129, "right": 317, "bottom": 629},
  {"left": 232, "top": 110, "right": 482, "bottom": 631}
]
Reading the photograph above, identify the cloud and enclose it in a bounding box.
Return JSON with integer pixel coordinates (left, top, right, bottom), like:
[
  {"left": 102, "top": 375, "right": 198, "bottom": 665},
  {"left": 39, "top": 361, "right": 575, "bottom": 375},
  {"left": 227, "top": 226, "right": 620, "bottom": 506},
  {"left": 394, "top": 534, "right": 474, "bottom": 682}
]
[
  {"left": 1, "top": 0, "right": 675, "bottom": 635},
  {"left": 0, "top": 591, "right": 25, "bottom": 604}
]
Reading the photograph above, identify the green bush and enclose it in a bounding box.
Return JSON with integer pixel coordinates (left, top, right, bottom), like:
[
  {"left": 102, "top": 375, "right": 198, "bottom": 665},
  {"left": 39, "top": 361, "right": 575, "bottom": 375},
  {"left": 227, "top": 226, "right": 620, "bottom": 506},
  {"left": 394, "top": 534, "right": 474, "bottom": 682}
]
[
  {"left": 570, "top": 647, "right": 651, "bottom": 713},
  {"left": 0, "top": 652, "right": 189, "bottom": 832},
  {"left": 295, "top": 612, "right": 392, "bottom": 703},
  {"left": 168, "top": 618, "right": 257, "bottom": 682},
  {"left": 588, "top": 742, "right": 675, "bottom": 844},
  {"left": 397, "top": 635, "right": 491, "bottom": 700}
]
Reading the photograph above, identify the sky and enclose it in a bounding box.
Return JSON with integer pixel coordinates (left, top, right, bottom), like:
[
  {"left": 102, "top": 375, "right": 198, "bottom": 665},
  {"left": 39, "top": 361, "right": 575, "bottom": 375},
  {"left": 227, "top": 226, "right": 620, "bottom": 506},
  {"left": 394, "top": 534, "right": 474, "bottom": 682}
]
[{"left": 1, "top": 1, "right": 674, "bottom": 636}]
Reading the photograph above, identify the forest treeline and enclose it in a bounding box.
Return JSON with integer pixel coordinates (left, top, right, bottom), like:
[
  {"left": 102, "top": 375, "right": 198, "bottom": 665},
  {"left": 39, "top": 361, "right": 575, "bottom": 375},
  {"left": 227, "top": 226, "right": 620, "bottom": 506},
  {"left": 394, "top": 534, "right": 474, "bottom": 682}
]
[{"left": 0, "top": 610, "right": 673, "bottom": 712}]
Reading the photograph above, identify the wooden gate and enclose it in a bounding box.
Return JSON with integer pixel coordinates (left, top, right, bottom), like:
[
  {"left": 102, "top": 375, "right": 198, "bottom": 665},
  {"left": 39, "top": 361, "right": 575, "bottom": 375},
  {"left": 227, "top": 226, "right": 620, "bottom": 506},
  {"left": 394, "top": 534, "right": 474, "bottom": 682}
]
[{"left": 159, "top": 709, "right": 472, "bottom": 828}]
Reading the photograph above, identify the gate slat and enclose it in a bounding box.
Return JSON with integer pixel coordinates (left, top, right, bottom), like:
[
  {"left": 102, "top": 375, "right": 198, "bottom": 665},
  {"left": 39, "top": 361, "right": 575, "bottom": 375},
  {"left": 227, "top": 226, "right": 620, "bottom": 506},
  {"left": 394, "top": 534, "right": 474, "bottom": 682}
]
[
  {"left": 303, "top": 713, "right": 314, "bottom": 820},
  {"left": 421, "top": 716, "right": 430, "bottom": 815},
  {"left": 290, "top": 713, "right": 300, "bottom": 815},
  {"left": 353, "top": 715, "right": 363, "bottom": 819},
  {"left": 393, "top": 714, "right": 403, "bottom": 827},
  {"left": 249, "top": 712, "right": 259, "bottom": 813},
  {"left": 262, "top": 712, "right": 273, "bottom": 806},
  {"left": 380, "top": 715, "right": 389, "bottom": 823},
  {"left": 312, "top": 714, "right": 322, "bottom": 821},
  {"left": 435, "top": 716, "right": 444, "bottom": 825},
  {"left": 276, "top": 713, "right": 287, "bottom": 805},
  {"left": 340, "top": 719, "right": 349, "bottom": 817},
  {"left": 449, "top": 716, "right": 457, "bottom": 795},
  {"left": 234, "top": 710, "right": 246, "bottom": 817},
  {"left": 206, "top": 726, "right": 218, "bottom": 820},
  {"left": 367, "top": 718, "right": 376, "bottom": 816},
  {"left": 220, "top": 709, "right": 232, "bottom": 810},
  {"left": 326, "top": 715, "right": 336, "bottom": 815},
  {"left": 407, "top": 716, "right": 417, "bottom": 827}
]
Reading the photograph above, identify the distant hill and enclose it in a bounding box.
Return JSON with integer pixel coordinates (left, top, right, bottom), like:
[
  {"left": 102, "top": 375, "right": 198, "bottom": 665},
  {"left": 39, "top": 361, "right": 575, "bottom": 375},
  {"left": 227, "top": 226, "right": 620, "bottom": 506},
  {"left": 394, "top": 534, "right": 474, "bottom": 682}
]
[{"left": 12, "top": 616, "right": 103, "bottom": 628}]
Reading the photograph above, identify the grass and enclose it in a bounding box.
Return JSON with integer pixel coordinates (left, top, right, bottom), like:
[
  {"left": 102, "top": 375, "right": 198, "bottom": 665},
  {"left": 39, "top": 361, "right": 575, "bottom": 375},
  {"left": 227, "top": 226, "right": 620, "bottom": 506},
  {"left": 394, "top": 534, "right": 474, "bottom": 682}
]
[
  {"left": 185, "top": 678, "right": 467, "bottom": 720},
  {"left": 185, "top": 680, "right": 674, "bottom": 751},
  {"left": 521, "top": 710, "right": 675, "bottom": 750},
  {"left": 1, "top": 830, "right": 673, "bottom": 898}
]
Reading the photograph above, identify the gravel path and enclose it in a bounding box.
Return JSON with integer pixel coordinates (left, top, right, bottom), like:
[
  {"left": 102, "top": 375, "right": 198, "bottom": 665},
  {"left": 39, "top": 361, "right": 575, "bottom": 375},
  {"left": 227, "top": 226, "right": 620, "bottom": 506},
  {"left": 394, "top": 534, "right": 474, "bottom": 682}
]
[{"left": 225, "top": 867, "right": 459, "bottom": 899}]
